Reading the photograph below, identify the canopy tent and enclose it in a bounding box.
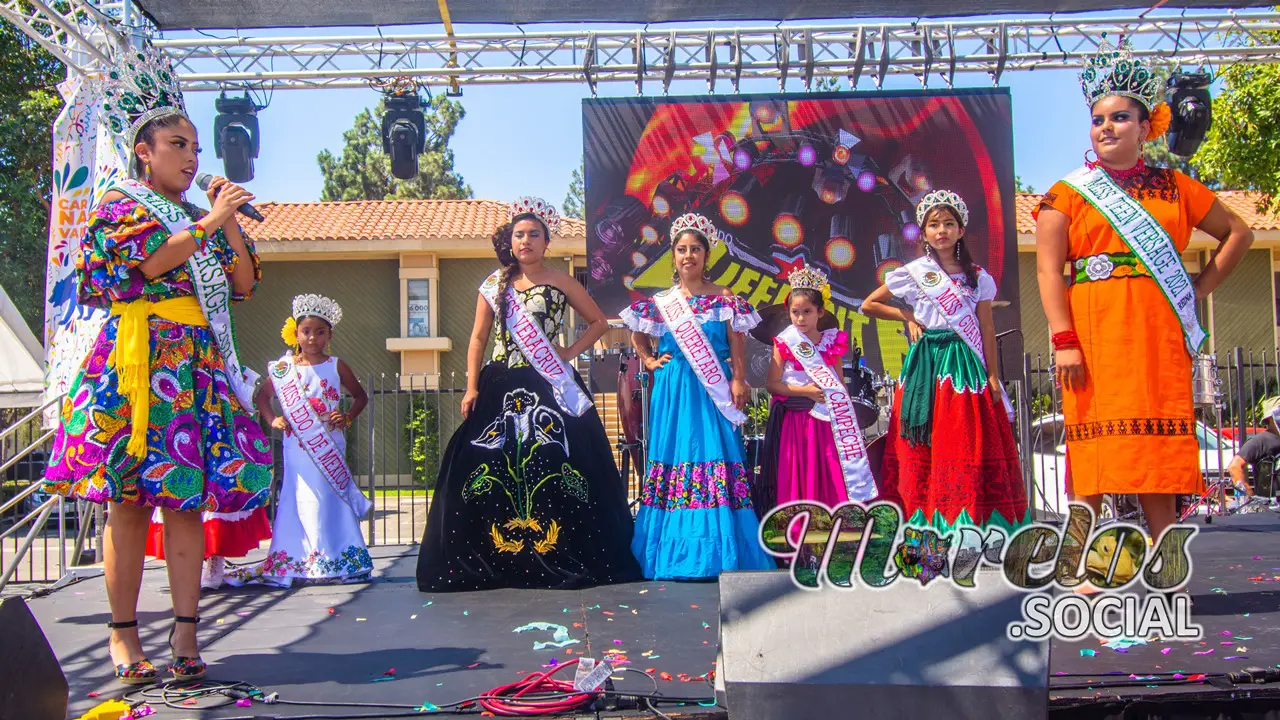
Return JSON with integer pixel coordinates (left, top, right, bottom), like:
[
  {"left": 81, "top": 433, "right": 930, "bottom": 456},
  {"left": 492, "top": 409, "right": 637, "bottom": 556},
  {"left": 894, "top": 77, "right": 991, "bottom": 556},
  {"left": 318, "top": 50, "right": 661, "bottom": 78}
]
[
  {"left": 132, "top": 0, "right": 1272, "bottom": 30},
  {"left": 0, "top": 285, "right": 45, "bottom": 409}
]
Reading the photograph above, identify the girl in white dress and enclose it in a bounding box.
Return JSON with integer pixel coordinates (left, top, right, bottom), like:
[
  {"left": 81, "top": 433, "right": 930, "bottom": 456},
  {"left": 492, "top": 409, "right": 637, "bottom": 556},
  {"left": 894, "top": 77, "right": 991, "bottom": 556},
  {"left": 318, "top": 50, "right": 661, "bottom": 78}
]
[{"left": 227, "top": 294, "right": 374, "bottom": 587}]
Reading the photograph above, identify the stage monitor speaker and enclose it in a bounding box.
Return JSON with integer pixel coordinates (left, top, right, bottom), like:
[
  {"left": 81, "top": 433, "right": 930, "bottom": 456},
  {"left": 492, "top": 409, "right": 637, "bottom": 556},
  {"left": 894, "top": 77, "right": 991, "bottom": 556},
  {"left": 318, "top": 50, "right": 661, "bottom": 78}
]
[
  {"left": 719, "top": 570, "right": 1048, "bottom": 720},
  {"left": 0, "top": 596, "right": 68, "bottom": 720}
]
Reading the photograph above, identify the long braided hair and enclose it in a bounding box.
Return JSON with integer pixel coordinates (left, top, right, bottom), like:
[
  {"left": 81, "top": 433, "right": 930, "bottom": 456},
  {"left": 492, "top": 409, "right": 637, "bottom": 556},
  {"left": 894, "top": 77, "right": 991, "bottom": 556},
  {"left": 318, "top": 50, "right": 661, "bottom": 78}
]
[
  {"left": 491, "top": 212, "right": 551, "bottom": 331},
  {"left": 921, "top": 205, "right": 979, "bottom": 290}
]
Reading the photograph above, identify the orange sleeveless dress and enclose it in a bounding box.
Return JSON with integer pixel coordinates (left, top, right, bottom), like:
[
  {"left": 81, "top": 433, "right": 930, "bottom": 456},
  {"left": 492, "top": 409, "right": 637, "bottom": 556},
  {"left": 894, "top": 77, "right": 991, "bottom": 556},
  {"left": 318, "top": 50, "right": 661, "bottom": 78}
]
[{"left": 1035, "top": 168, "right": 1217, "bottom": 496}]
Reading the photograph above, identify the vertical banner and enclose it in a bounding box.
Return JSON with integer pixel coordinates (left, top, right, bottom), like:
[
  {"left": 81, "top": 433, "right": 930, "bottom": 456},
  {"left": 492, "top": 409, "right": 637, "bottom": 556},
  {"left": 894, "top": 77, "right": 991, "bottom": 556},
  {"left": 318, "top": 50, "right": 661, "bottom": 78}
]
[
  {"left": 43, "top": 69, "right": 127, "bottom": 421},
  {"left": 582, "top": 90, "right": 1018, "bottom": 381}
]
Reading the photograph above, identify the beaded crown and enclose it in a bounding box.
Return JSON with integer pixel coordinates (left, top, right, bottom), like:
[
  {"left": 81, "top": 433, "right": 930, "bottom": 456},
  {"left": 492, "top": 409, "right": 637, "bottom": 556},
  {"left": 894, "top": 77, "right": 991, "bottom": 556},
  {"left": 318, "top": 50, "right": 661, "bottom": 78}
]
[
  {"left": 786, "top": 265, "right": 829, "bottom": 293},
  {"left": 510, "top": 196, "right": 562, "bottom": 236},
  {"left": 915, "top": 190, "right": 969, "bottom": 227},
  {"left": 1078, "top": 36, "right": 1169, "bottom": 111},
  {"left": 292, "top": 294, "right": 343, "bottom": 326},
  {"left": 669, "top": 213, "right": 720, "bottom": 246},
  {"left": 98, "top": 41, "right": 188, "bottom": 146}
]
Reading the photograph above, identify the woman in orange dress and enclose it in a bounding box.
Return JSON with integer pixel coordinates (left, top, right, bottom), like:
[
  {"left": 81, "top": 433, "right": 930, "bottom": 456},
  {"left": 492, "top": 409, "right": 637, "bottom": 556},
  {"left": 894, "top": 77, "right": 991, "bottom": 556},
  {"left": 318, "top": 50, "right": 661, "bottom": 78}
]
[{"left": 1035, "top": 39, "right": 1253, "bottom": 549}]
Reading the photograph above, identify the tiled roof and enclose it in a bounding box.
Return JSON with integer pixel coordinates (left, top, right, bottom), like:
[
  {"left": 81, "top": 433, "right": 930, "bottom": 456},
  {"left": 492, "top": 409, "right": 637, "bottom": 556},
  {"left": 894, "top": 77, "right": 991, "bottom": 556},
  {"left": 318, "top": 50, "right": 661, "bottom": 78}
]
[
  {"left": 1015, "top": 190, "right": 1280, "bottom": 234},
  {"left": 244, "top": 199, "right": 587, "bottom": 242}
]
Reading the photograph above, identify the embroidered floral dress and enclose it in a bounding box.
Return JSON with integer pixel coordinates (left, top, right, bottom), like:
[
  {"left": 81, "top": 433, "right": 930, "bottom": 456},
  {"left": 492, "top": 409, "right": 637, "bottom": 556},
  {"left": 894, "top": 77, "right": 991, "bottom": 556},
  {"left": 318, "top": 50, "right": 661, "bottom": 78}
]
[
  {"left": 43, "top": 198, "right": 272, "bottom": 512},
  {"left": 1035, "top": 168, "right": 1217, "bottom": 497},
  {"left": 416, "top": 284, "right": 641, "bottom": 591},
  {"left": 227, "top": 356, "right": 373, "bottom": 587},
  {"left": 621, "top": 293, "right": 775, "bottom": 579}
]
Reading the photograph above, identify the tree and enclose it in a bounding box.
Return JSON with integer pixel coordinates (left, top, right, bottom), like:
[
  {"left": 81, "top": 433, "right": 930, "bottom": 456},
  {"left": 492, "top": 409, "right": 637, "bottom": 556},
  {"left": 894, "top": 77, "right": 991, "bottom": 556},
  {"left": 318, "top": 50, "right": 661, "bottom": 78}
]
[
  {"left": 1191, "top": 57, "right": 1279, "bottom": 209},
  {"left": 562, "top": 161, "right": 584, "bottom": 220},
  {"left": 318, "top": 94, "right": 471, "bottom": 201},
  {"left": 814, "top": 76, "right": 842, "bottom": 92},
  {"left": 1014, "top": 175, "right": 1035, "bottom": 194},
  {"left": 1142, "top": 140, "right": 1217, "bottom": 188},
  {"left": 0, "top": 23, "right": 62, "bottom": 336}
]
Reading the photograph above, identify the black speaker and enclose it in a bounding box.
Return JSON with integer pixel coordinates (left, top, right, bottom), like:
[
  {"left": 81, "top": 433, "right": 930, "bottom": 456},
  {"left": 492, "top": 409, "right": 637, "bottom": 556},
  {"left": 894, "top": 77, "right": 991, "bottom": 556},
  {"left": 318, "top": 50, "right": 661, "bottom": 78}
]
[
  {"left": 0, "top": 596, "right": 68, "bottom": 720},
  {"left": 718, "top": 570, "right": 1049, "bottom": 720}
]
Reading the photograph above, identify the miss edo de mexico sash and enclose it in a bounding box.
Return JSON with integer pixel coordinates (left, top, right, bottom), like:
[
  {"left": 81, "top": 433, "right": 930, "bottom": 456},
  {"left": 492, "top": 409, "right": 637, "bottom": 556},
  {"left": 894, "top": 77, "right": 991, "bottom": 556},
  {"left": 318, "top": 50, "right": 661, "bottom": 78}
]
[
  {"left": 777, "top": 325, "right": 877, "bottom": 501},
  {"left": 269, "top": 355, "right": 373, "bottom": 518},
  {"left": 905, "top": 256, "right": 1015, "bottom": 420},
  {"left": 113, "top": 179, "right": 260, "bottom": 411},
  {"left": 479, "top": 271, "right": 592, "bottom": 416},
  {"left": 1062, "top": 165, "right": 1207, "bottom": 354},
  {"left": 653, "top": 287, "right": 747, "bottom": 427}
]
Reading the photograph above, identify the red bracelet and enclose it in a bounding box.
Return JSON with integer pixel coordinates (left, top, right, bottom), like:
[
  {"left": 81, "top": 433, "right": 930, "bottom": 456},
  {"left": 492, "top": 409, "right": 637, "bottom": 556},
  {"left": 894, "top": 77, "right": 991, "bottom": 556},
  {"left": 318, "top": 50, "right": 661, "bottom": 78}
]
[{"left": 1052, "top": 330, "right": 1080, "bottom": 350}]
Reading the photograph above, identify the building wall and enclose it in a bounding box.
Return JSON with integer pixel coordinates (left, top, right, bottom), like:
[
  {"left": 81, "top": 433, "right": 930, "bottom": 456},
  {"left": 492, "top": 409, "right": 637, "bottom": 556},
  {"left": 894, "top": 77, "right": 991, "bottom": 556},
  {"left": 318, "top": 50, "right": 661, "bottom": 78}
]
[{"left": 1211, "top": 248, "right": 1275, "bottom": 355}]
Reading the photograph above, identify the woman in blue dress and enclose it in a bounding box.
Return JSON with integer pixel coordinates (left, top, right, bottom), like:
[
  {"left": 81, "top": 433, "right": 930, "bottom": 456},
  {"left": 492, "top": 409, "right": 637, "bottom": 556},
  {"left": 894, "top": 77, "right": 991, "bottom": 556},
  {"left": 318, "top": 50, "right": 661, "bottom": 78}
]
[{"left": 622, "top": 213, "right": 775, "bottom": 579}]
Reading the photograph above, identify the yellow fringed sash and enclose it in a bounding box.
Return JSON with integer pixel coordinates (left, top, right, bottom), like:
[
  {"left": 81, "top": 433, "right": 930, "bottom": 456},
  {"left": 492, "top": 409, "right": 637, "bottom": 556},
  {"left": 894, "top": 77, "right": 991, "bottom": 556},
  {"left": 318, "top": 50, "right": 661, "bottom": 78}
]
[{"left": 108, "top": 296, "right": 208, "bottom": 458}]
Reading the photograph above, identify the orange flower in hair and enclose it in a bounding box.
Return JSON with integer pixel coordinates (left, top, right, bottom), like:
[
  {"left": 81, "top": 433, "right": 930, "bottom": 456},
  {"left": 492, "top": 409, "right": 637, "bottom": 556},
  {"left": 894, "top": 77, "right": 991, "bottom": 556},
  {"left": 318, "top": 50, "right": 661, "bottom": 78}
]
[{"left": 1146, "top": 102, "right": 1172, "bottom": 142}]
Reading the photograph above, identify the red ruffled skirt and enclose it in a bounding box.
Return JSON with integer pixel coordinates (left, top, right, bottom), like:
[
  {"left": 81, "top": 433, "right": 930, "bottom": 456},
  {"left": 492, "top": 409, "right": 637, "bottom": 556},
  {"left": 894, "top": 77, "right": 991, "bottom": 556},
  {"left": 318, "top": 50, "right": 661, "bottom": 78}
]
[{"left": 146, "top": 508, "right": 272, "bottom": 559}]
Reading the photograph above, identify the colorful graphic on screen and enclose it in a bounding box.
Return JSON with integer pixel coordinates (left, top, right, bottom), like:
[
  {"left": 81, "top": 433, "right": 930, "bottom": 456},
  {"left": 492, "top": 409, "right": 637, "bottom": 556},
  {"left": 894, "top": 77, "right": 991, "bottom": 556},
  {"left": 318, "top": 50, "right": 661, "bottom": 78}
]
[{"left": 583, "top": 89, "right": 1018, "bottom": 378}]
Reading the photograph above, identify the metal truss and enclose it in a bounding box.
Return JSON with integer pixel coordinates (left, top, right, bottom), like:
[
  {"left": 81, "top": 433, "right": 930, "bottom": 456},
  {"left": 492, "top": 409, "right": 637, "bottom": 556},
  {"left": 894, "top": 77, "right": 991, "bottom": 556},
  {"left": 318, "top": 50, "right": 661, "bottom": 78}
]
[
  {"left": 0, "top": 0, "right": 131, "bottom": 73},
  {"left": 155, "top": 11, "right": 1280, "bottom": 93}
]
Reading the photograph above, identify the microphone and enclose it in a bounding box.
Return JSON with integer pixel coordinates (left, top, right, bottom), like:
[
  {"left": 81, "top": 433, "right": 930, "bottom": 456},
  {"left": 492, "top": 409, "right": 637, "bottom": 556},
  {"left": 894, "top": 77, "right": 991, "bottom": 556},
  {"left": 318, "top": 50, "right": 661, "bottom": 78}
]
[{"left": 194, "top": 173, "right": 265, "bottom": 222}]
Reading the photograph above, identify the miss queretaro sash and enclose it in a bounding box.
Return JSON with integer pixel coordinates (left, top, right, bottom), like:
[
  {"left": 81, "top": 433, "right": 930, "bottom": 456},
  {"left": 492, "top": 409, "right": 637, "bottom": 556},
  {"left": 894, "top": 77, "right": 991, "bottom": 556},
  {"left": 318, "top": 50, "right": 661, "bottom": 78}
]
[
  {"left": 777, "top": 325, "right": 877, "bottom": 502},
  {"left": 653, "top": 288, "right": 747, "bottom": 426},
  {"left": 269, "top": 355, "right": 373, "bottom": 518},
  {"left": 114, "top": 179, "right": 260, "bottom": 412},
  {"left": 905, "top": 256, "right": 1014, "bottom": 420},
  {"left": 1062, "top": 165, "right": 1207, "bottom": 354},
  {"left": 479, "top": 271, "right": 592, "bottom": 416}
]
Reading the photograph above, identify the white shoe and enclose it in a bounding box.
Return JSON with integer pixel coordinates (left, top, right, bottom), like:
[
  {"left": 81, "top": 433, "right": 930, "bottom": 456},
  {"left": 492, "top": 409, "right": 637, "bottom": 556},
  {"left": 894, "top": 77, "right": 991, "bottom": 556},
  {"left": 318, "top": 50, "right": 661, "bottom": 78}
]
[{"left": 201, "top": 557, "right": 226, "bottom": 590}]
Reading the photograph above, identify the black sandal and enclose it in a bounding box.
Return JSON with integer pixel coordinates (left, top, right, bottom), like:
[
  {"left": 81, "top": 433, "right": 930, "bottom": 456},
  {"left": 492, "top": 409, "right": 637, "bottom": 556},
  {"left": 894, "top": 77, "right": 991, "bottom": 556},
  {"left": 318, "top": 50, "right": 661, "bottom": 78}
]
[
  {"left": 107, "top": 620, "right": 157, "bottom": 685},
  {"left": 167, "top": 616, "right": 206, "bottom": 681}
]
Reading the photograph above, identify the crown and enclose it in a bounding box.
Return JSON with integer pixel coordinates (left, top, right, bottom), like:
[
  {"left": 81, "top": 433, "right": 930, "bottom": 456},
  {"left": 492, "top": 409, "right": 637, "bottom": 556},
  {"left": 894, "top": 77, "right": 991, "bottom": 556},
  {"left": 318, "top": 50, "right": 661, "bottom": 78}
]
[
  {"left": 915, "top": 190, "right": 969, "bottom": 227},
  {"left": 97, "top": 41, "right": 187, "bottom": 145},
  {"left": 669, "top": 213, "right": 720, "bottom": 246},
  {"left": 1079, "top": 35, "right": 1169, "bottom": 111},
  {"left": 510, "top": 196, "right": 562, "bottom": 236},
  {"left": 786, "top": 265, "right": 829, "bottom": 292},
  {"left": 292, "top": 293, "right": 343, "bottom": 326}
]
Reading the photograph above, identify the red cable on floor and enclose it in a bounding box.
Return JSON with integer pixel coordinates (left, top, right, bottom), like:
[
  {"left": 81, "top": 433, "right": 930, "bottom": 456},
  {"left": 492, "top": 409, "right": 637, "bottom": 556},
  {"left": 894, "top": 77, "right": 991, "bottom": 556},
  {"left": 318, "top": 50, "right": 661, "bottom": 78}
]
[{"left": 478, "top": 658, "right": 597, "bottom": 717}]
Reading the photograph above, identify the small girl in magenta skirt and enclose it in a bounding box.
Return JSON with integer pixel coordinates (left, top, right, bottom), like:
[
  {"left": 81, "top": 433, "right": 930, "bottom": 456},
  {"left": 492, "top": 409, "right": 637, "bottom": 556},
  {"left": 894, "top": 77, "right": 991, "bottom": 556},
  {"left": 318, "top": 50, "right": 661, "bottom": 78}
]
[{"left": 758, "top": 265, "right": 878, "bottom": 514}]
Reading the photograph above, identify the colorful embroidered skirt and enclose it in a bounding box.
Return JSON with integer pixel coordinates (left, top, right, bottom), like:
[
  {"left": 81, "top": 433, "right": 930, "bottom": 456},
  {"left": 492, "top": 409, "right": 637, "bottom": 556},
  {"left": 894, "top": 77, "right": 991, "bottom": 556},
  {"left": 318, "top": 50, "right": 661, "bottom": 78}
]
[
  {"left": 631, "top": 353, "right": 775, "bottom": 580},
  {"left": 43, "top": 316, "right": 272, "bottom": 512},
  {"left": 879, "top": 330, "right": 1029, "bottom": 534}
]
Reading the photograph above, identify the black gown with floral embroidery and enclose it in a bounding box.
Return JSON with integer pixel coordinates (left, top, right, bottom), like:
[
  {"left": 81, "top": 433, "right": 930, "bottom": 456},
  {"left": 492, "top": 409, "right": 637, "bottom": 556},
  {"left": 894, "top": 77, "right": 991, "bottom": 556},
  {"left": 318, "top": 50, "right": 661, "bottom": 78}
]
[{"left": 416, "top": 284, "right": 642, "bottom": 591}]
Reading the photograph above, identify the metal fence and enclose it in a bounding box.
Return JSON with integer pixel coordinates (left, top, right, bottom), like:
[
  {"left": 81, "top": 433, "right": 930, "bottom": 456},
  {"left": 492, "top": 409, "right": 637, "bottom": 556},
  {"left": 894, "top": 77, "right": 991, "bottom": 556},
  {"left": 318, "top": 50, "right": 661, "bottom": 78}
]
[{"left": 4, "top": 348, "right": 1280, "bottom": 585}]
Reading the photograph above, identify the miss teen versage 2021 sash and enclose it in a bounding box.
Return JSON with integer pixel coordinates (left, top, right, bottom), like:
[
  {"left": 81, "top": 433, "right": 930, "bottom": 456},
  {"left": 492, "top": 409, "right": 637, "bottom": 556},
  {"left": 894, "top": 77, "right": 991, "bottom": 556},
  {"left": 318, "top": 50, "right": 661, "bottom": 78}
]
[
  {"left": 777, "top": 325, "right": 877, "bottom": 501},
  {"left": 1062, "top": 165, "right": 1207, "bottom": 354},
  {"left": 904, "top": 256, "right": 1014, "bottom": 419},
  {"left": 269, "top": 355, "right": 372, "bottom": 517},
  {"left": 479, "top": 271, "right": 592, "bottom": 416},
  {"left": 653, "top": 288, "right": 747, "bottom": 426},
  {"left": 113, "top": 179, "right": 259, "bottom": 410}
]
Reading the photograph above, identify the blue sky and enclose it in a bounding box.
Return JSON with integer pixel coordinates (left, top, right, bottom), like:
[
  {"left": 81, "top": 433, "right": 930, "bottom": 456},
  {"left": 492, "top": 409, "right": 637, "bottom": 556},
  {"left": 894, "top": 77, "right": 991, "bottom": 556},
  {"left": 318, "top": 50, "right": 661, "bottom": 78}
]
[{"left": 171, "top": 17, "right": 1139, "bottom": 209}]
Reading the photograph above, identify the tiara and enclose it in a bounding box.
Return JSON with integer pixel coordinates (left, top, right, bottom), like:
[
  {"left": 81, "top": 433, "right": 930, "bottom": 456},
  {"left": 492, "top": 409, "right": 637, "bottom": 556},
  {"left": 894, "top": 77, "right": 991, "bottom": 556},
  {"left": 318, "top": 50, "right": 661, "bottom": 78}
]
[
  {"left": 97, "top": 41, "right": 188, "bottom": 146},
  {"left": 1079, "top": 35, "right": 1169, "bottom": 112},
  {"left": 292, "top": 293, "right": 343, "bottom": 326},
  {"left": 510, "top": 196, "right": 562, "bottom": 236},
  {"left": 786, "top": 265, "right": 829, "bottom": 292},
  {"left": 915, "top": 190, "right": 969, "bottom": 227},
  {"left": 669, "top": 213, "right": 720, "bottom": 246}
]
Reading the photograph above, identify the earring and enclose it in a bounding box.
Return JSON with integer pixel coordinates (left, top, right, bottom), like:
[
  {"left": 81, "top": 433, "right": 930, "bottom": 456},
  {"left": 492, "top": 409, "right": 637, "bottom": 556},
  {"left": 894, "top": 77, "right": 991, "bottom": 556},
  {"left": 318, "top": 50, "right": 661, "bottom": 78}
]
[
  {"left": 954, "top": 239, "right": 963, "bottom": 261},
  {"left": 144, "top": 162, "right": 151, "bottom": 181}
]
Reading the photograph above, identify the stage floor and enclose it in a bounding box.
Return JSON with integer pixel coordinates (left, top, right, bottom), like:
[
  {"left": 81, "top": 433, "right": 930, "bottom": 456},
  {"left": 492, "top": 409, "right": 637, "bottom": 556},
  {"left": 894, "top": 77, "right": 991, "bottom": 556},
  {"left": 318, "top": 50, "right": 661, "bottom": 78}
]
[{"left": 24, "top": 513, "right": 1280, "bottom": 719}]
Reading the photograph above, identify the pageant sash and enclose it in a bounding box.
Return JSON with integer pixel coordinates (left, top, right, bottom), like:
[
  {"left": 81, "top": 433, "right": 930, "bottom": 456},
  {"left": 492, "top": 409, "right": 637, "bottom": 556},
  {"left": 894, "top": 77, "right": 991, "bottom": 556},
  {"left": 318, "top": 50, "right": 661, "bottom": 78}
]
[
  {"left": 905, "top": 256, "right": 1014, "bottom": 420},
  {"left": 777, "top": 325, "right": 877, "bottom": 501},
  {"left": 653, "top": 287, "right": 746, "bottom": 426},
  {"left": 269, "top": 355, "right": 373, "bottom": 518},
  {"left": 112, "top": 179, "right": 260, "bottom": 410},
  {"left": 1062, "top": 165, "right": 1207, "bottom": 354},
  {"left": 479, "top": 271, "right": 592, "bottom": 416}
]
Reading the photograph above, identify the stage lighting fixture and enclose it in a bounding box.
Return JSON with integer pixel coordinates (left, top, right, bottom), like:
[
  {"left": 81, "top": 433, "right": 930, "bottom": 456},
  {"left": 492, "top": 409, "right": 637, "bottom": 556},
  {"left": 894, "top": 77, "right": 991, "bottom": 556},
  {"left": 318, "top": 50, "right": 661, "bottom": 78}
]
[
  {"left": 652, "top": 175, "right": 687, "bottom": 217},
  {"left": 382, "top": 90, "right": 429, "bottom": 180},
  {"left": 715, "top": 132, "right": 737, "bottom": 165},
  {"left": 733, "top": 140, "right": 761, "bottom": 171},
  {"left": 719, "top": 173, "right": 761, "bottom": 227},
  {"left": 902, "top": 223, "right": 921, "bottom": 243},
  {"left": 811, "top": 166, "right": 851, "bottom": 205},
  {"left": 798, "top": 143, "right": 818, "bottom": 167},
  {"left": 773, "top": 193, "right": 807, "bottom": 248},
  {"left": 753, "top": 103, "right": 779, "bottom": 124},
  {"left": 826, "top": 215, "right": 856, "bottom": 269},
  {"left": 857, "top": 171, "right": 877, "bottom": 192},
  {"left": 591, "top": 195, "right": 648, "bottom": 281},
  {"left": 876, "top": 258, "right": 904, "bottom": 286},
  {"left": 1166, "top": 72, "right": 1213, "bottom": 158},
  {"left": 213, "top": 93, "right": 260, "bottom": 183},
  {"left": 640, "top": 224, "right": 661, "bottom": 245},
  {"left": 833, "top": 145, "right": 851, "bottom": 165}
]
